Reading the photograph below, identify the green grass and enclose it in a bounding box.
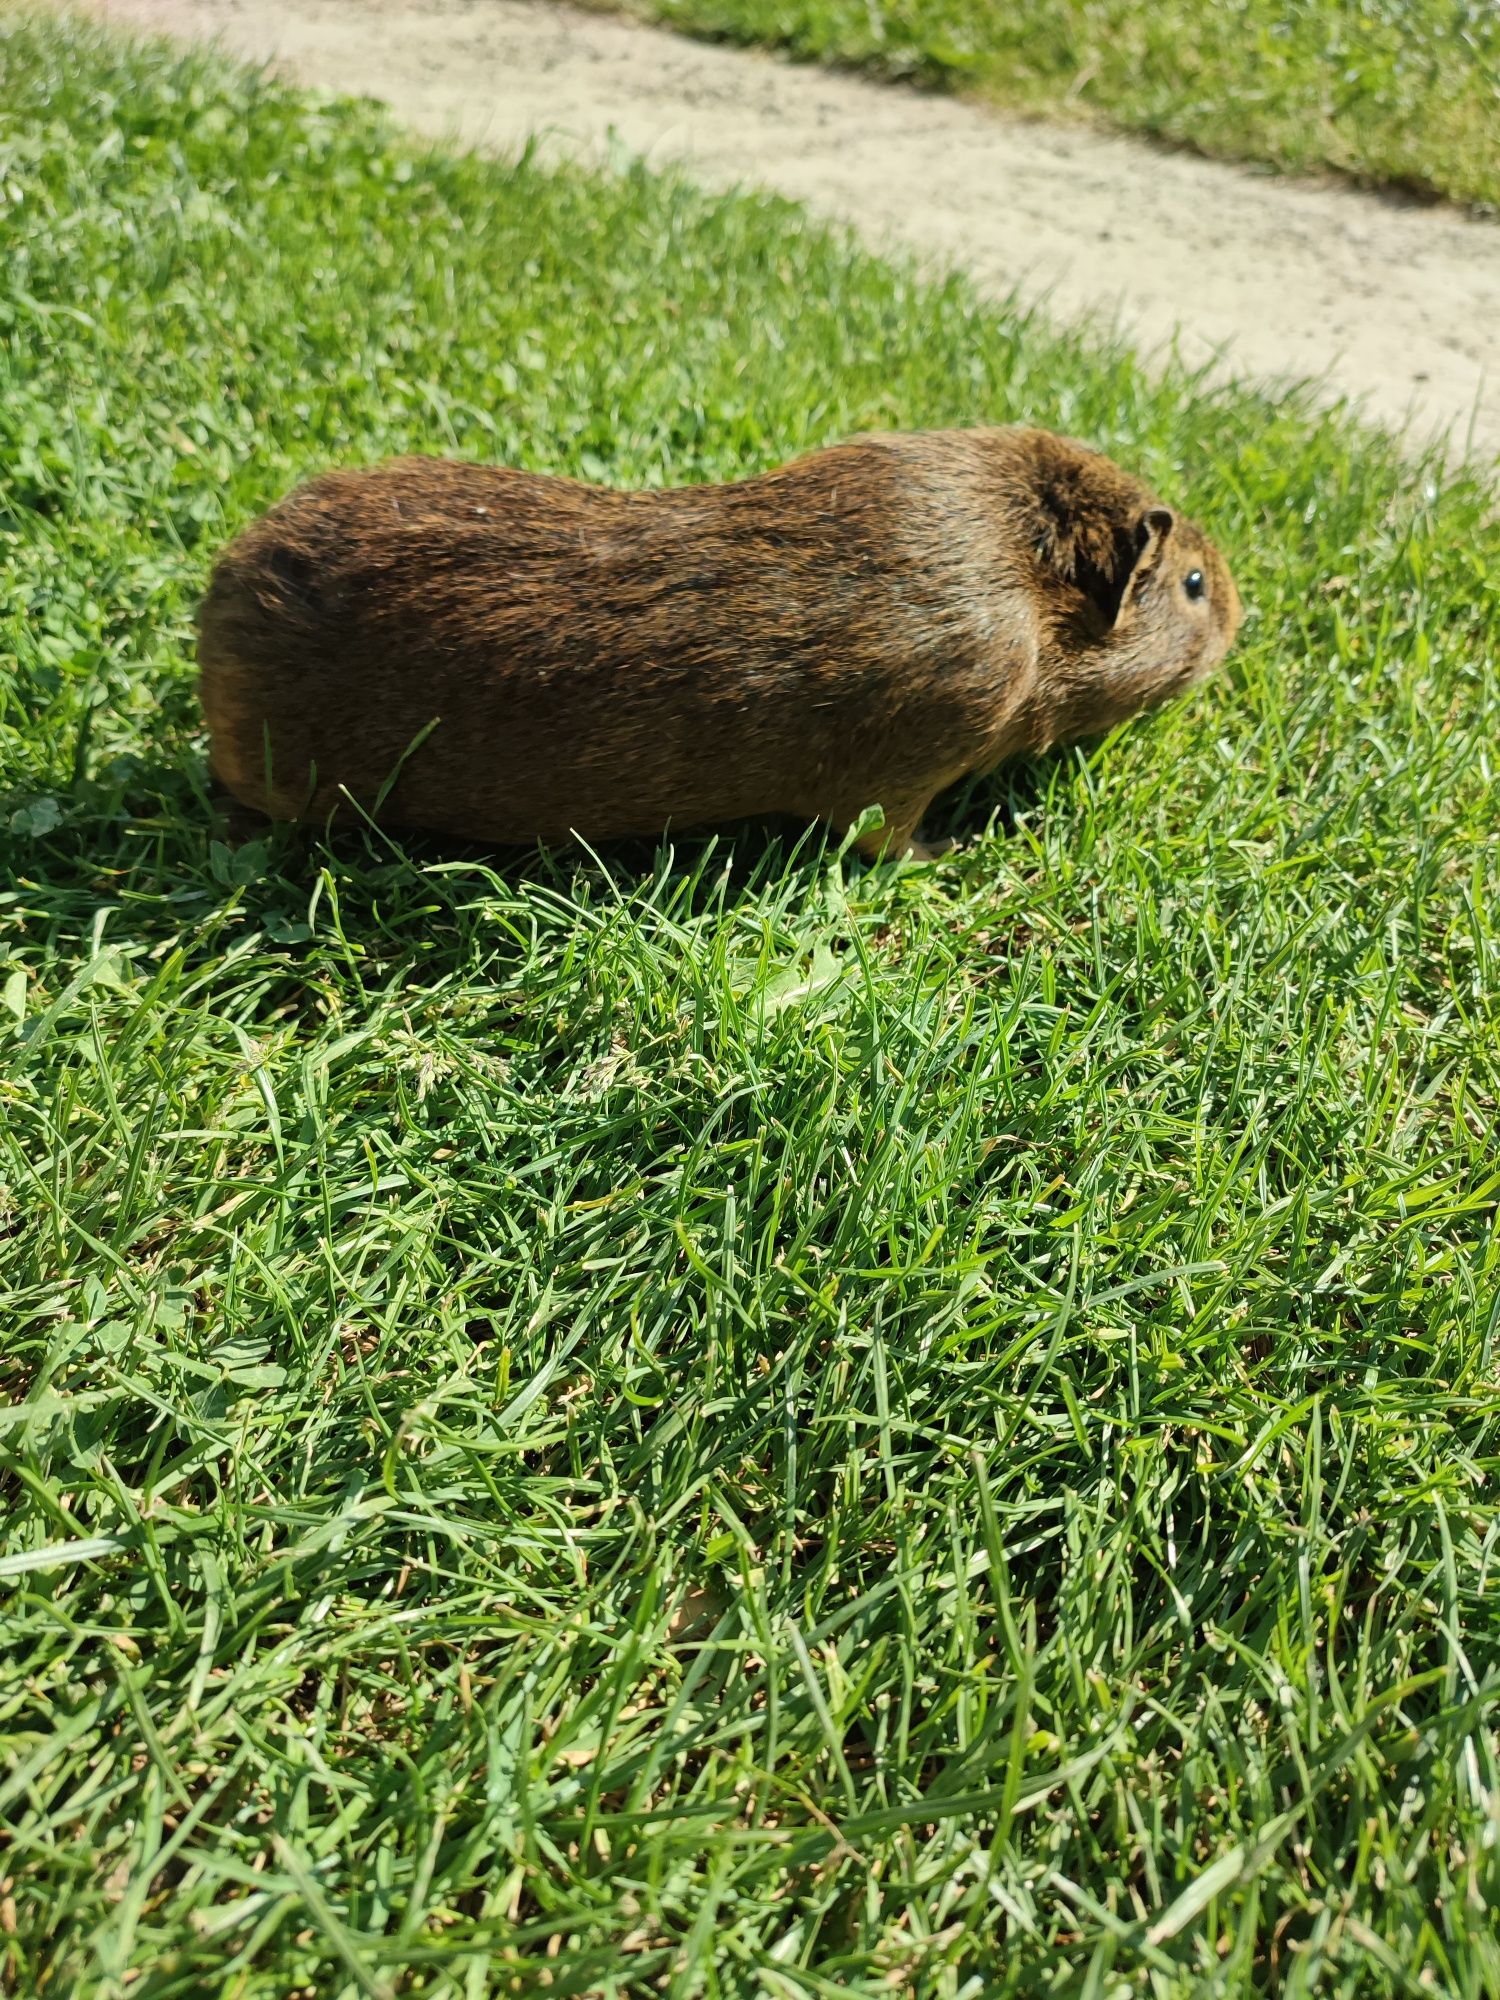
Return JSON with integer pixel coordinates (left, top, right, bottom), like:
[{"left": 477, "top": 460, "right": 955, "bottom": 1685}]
[
  {"left": 3, "top": 11, "right": 1500, "bottom": 1996},
  {"left": 622, "top": 0, "right": 1500, "bottom": 211}
]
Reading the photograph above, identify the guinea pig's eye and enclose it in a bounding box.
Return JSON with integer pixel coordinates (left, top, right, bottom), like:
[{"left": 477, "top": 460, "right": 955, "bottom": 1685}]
[{"left": 1184, "top": 569, "right": 1206, "bottom": 601}]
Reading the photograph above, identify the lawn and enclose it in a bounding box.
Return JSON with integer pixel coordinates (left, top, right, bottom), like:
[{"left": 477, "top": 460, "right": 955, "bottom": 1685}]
[
  {"left": 3, "top": 12, "right": 1500, "bottom": 1996},
  {"left": 624, "top": 0, "right": 1500, "bottom": 211}
]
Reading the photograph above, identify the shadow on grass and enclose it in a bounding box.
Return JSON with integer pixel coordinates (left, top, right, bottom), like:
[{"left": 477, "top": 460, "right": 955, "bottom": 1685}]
[
  {"left": 5, "top": 741, "right": 1074, "bottom": 982},
  {"left": 925, "top": 750, "right": 1056, "bottom": 847}
]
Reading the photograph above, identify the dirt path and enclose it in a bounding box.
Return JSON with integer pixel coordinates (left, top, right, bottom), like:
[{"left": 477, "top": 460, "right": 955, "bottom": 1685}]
[{"left": 80, "top": 0, "right": 1500, "bottom": 464}]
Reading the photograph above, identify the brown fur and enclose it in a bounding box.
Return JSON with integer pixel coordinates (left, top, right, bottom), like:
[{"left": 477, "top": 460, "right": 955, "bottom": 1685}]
[{"left": 198, "top": 427, "right": 1242, "bottom": 861}]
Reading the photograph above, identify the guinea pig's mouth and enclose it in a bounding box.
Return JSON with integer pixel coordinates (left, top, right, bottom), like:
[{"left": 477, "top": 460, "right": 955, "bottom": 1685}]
[{"left": 1153, "top": 652, "right": 1221, "bottom": 704}]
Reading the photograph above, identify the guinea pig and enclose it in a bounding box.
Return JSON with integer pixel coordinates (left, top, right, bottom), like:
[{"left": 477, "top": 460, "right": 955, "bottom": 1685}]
[{"left": 198, "top": 426, "right": 1241, "bottom": 862}]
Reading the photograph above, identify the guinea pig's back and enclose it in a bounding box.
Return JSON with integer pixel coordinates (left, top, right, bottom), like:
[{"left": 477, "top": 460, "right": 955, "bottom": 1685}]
[
  {"left": 199, "top": 459, "right": 639, "bottom": 827},
  {"left": 200, "top": 441, "right": 1028, "bottom": 842}
]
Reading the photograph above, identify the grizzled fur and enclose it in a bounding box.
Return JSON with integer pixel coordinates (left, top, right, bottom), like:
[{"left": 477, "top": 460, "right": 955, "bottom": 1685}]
[{"left": 199, "top": 427, "right": 1242, "bottom": 860}]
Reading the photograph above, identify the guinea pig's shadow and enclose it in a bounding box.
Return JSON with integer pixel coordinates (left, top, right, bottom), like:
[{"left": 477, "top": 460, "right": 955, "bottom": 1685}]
[
  {"left": 213, "top": 750, "right": 1060, "bottom": 900},
  {"left": 923, "top": 754, "right": 1055, "bottom": 847},
  {"left": 215, "top": 785, "right": 847, "bottom": 906},
  {"left": 11, "top": 749, "right": 1056, "bottom": 1001}
]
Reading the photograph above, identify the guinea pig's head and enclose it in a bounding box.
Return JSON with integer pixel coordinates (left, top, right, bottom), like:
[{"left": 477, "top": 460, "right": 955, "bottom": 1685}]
[
  {"left": 1015, "top": 431, "right": 1242, "bottom": 747},
  {"left": 1104, "top": 505, "right": 1241, "bottom": 708}
]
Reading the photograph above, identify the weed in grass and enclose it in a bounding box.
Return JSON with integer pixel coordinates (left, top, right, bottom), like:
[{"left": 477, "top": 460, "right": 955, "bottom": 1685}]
[{"left": 2, "top": 12, "right": 1500, "bottom": 1997}]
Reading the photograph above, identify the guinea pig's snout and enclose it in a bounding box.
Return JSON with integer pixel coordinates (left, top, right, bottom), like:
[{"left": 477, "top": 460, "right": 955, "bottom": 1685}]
[{"left": 1214, "top": 568, "right": 1245, "bottom": 662}]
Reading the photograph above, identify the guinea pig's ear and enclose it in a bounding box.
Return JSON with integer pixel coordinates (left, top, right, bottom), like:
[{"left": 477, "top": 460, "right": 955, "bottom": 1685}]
[{"left": 1115, "top": 507, "right": 1174, "bottom": 620}]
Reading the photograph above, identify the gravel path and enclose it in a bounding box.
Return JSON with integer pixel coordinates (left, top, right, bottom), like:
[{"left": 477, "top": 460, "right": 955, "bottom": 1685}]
[{"left": 80, "top": 0, "right": 1500, "bottom": 463}]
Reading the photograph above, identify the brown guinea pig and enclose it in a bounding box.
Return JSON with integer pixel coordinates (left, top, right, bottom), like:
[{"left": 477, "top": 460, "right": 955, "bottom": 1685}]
[{"left": 198, "top": 426, "right": 1241, "bottom": 861}]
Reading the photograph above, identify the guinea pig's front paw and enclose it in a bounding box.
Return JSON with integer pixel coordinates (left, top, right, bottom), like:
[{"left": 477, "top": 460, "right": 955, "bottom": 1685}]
[{"left": 904, "top": 835, "right": 957, "bottom": 863}]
